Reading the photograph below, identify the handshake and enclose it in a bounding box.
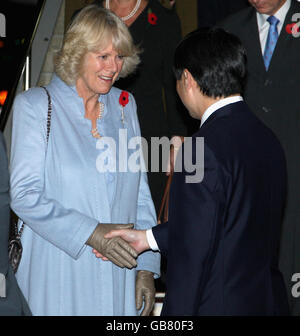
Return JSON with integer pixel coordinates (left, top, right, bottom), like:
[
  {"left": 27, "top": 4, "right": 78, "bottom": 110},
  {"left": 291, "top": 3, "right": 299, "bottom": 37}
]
[
  {"left": 86, "top": 223, "right": 149, "bottom": 268},
  {"left": 86, "top": 223, "right": 154, "bottom": 316}
]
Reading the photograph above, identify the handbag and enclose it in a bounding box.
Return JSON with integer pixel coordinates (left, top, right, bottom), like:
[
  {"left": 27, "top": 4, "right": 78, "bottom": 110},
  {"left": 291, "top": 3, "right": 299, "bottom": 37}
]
[{"left": 8, "top": 86, "right": 52, "bottom": 273}]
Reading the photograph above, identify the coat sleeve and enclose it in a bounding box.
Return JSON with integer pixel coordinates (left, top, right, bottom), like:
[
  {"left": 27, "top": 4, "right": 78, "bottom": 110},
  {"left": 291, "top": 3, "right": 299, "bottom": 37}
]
[
  {"left": 9, "top": 90, "right": 98, "bottom": 260},
  {"left": 163, "top": 142, "right": 226, "bottom": 315},
  {"left": 129, "top": 93, "right": 161, "bottom": 279}
]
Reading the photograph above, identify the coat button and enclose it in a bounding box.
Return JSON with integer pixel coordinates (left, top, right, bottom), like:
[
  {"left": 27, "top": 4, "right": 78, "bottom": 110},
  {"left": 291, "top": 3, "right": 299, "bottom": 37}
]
[{"left": 262, "top": 106, "right": 270, "bottom": 113}]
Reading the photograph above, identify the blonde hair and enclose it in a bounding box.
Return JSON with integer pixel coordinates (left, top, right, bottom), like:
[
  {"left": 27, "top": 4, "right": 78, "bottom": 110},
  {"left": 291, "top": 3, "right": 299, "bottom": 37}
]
[{"left": 55, "top": 5, "right": 140, "bottom": 85}]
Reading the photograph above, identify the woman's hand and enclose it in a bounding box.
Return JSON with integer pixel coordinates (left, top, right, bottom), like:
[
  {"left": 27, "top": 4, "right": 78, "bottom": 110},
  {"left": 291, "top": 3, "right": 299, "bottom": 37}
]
[
  {"left": 136, "top": 270, "right": 155, "bottom": 316},
  {"left": 86, "top": 223, "right": 138, "bottom": 268}
]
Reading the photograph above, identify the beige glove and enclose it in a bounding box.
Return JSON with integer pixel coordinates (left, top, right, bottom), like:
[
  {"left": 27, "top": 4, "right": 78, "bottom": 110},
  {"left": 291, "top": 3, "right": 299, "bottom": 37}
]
[
  {"left": 86, "top": 223, "right": 138, "bottom": 268},
  {"left": 136, "top": 270, "right": 155, "bottom": 316}
]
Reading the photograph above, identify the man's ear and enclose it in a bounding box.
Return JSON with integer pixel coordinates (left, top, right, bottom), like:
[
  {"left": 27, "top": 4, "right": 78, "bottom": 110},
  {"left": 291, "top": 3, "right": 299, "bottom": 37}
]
[{"left": 183, "top": 69, "right": 194, "bottom": 89}]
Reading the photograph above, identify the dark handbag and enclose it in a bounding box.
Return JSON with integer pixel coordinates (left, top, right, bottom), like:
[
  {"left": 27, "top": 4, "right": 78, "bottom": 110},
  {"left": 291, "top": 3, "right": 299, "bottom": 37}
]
[{"left": 8, "top": 86, "right": 52, "bottom": 273}]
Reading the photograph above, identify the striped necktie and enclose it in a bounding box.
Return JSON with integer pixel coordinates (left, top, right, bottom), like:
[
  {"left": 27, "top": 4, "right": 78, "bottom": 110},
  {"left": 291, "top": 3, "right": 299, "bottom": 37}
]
[{"left": 263, "top": 15, "right": 280, "bottom": 70}]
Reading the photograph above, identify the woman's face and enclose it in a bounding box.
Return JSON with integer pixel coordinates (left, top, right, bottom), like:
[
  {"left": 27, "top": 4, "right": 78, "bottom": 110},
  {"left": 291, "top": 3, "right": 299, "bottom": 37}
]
[{"left": 78, "top": 41, "right": 124, "bottom": 96}]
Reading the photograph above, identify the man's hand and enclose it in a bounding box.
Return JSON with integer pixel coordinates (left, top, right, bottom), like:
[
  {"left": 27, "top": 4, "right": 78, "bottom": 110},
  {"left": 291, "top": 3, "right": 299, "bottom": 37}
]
[
  {"left": 136, "top": 271, "right": 155, "bottom": 316},
  {"left": 104, "top": 229, "right": 149, "bottom": 254},
  {"left": 86, "top": 224, "right": 138, "bottom": 268}
]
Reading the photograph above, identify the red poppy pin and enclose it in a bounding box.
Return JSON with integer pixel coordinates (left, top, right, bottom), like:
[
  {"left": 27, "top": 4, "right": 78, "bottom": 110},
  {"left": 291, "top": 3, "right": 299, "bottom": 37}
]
[
  {"left": 119, "top": 90, "right": 129, "bottom": 107},
  {"left": 285, "top": 23, "right": 300, "bottom": 35},
  {"left": 119, "top": 91, "right": 129, "bottom": 124},
  {"left": 148, "top": 9, "right": 158, "bottom": 25}
]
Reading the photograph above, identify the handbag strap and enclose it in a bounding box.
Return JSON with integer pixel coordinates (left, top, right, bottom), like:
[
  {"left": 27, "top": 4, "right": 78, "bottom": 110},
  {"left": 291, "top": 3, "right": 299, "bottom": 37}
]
[
  {"left": 157, "top": 137, "right": 184, "bottom": 224},
  {"left": 42, "top": 86, "right": 52, "bottom": 143},
  {"left": 157, "top": 172, "right": 173, "bottom": 224},
  {"left": 16, "top": 86, "right": 52, "bottom": 238}
]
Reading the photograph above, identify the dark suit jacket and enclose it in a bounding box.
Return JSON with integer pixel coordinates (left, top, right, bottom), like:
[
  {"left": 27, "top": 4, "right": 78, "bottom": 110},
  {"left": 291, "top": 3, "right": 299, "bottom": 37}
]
[
  {"left": 197, "top": 0, "right": 249, "bottom": 27},
  {"left": 0, "top": 132, "right": 31, "bottom": 316},
  {"left": 153, "top": 101, "right": 289, "bottom": 315},
  {"left": 219, "top": 0, "right": 300, "bottom": 314}
]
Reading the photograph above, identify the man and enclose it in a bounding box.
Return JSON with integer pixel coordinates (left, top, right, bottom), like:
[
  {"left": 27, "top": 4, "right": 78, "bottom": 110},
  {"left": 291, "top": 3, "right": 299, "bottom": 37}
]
[
  {"left": 219, "top": 0, "right": 300, "bottom": 315},
  {"left": 0, "top": 132, "right": 31, "bottom": 315},
  {"left": 102, "top": 27, "right": 290, "bottom": 315}
]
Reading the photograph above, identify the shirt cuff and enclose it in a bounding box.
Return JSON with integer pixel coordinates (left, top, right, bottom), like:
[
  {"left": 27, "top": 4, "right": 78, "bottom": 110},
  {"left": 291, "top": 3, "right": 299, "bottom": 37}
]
[{"left": 146, "top": 229, "right": 160, "bottom": 251}]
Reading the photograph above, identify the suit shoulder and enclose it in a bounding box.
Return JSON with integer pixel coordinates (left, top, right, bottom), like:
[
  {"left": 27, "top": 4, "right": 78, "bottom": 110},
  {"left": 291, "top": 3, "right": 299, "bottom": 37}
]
[
  {"left": 150, "top": 0, "right": 180, "bottom": 25},
  {"left": 293, "top": 0, "right": 300, "bottom": 11},
  {"left": 218, "top": 7, "right": 254, "bottom": 30}
]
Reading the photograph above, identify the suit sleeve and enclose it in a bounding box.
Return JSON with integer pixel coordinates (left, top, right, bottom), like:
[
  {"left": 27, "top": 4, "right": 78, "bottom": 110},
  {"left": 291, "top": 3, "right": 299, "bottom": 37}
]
[
  {"left": 9, "top": 92, "right": 98, "bottom": 260},
  {"left": 152, "top": 221, "right": 169, "bottom": 256},
  {"left": 162, "top": 142, "right": 226, "bottom": 315}
]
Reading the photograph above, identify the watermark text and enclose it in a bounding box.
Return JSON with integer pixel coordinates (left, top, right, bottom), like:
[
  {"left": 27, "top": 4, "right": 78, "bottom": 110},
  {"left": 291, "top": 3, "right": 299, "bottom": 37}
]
[
  {"left": 0, "top": 13, "right": 6, "bottom": 37},
  {"left": 95, "top": 130, "right": 204, "bottom": 184}
]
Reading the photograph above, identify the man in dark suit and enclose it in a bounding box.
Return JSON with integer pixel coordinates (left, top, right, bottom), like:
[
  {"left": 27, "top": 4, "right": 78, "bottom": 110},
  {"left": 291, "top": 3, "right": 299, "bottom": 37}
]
[
  {"left": 219, "top": 0, "right": 300, "bottom": 315},
  {"left": 102, "top": 27, "right": 289, "bottom": 315},
  {"left": 0, "top": 132, "right": 31, "bottom": 316}
]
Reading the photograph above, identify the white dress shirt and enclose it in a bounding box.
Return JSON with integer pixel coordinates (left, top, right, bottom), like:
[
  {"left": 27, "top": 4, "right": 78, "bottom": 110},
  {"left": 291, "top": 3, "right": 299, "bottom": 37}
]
[
  {"left": 200, "top": 95, "right": 244, "bottom": 127},
  {"left": 146, "top": 95, "right": 244, "bottom": 251},
  {"left": 256, "top": 0, "right": 291, "bottom": 54}
]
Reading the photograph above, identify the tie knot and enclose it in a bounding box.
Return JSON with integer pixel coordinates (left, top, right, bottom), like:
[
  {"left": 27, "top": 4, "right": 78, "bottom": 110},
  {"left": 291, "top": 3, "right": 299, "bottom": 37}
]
[{"left": 267, "top": 15, "right": 279, "bottom": 27}]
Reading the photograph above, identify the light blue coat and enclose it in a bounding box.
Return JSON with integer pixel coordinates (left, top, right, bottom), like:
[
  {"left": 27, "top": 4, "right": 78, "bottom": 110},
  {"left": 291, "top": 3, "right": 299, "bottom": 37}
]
[{"left": 10, "top": 75, "right": 160, "bottom": 316}]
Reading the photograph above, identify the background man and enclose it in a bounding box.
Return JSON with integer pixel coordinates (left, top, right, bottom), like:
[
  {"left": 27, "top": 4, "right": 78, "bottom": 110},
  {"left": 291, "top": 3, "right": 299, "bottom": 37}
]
[{"left": 219, "top": 0, "right": 300, "bottom": 315}]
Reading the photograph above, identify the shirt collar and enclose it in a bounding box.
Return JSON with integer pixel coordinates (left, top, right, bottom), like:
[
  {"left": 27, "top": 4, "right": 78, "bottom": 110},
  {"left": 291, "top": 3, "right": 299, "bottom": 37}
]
[
  {"left": 200, "top": 96, "right": 243, "bottom": 127},
  {"left": 256, "top": 0, "right": 291, "bottom": 29}
]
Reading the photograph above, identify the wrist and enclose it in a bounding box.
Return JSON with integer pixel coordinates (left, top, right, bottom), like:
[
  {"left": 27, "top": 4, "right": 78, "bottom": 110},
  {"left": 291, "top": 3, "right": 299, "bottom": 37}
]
[{"left": 86, "top": 223, "right": 101, "bottom": 246}]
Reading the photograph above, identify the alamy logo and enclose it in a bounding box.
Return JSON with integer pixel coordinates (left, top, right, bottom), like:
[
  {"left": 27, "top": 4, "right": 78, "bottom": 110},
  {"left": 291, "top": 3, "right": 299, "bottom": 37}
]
[
  {"left": 291, "top": 273, "right": 300, "bottom": 298},
  {"left": 95, "top": 130, "right": 205, "bottom": 184},
  {"left": 0, "top": 13, "right": 6, "bottom": 38},
  {"left": 286, "top": 13, "right": 300, "bottom": 38}
]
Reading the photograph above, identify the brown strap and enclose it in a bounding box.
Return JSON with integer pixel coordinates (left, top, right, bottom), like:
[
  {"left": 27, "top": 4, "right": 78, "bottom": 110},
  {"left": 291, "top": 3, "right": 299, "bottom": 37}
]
[
  {"left": 157, "top": 172, "right": 173, "bottom": 224},
  {"left": 157, "top": 136, "right": 184, "bottom": 224}
]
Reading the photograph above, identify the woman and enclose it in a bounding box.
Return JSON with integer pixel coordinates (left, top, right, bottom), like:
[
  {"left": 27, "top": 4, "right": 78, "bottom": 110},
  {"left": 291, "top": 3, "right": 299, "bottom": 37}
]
[
  {"left": 94, "top": 0, "right": 187, "bottom": 215},
  {"left": 9, "top": 5, "right": 160, "bottom": 316}
]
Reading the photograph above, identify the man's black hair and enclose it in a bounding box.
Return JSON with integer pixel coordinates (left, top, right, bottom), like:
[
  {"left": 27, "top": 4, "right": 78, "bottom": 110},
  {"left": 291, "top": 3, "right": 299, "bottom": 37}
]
[{"left": 173, "top": 27, "right": 247, "bottom": 98}]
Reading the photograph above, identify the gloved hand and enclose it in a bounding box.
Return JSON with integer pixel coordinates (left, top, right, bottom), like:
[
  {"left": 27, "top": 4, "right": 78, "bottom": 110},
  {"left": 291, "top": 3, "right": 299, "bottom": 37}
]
[
  {"left": 136, "top": 270, "right": 155, "bottom": 316},
  {"left": 86, "top": 223, "right": 138, "bottom": 268}
]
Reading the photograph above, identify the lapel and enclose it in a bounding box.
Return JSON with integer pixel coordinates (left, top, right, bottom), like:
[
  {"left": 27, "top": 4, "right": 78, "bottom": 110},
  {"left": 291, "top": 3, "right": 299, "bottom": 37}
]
[
  {"left": 243, "top": 8, "right": 267, "bottom": 74},
  {"left": 267, "top": 0, "right": 297, "bottom": 72}
]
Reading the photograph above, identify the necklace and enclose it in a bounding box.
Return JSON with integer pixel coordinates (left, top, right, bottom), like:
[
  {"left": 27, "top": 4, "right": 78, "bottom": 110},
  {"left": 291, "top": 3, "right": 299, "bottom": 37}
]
[
  {"left": 106, "top": 0, "right": 142, "bottom": 21},
  {"left": 90, "top": 102, "right": 104, "bottom": 139}
]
